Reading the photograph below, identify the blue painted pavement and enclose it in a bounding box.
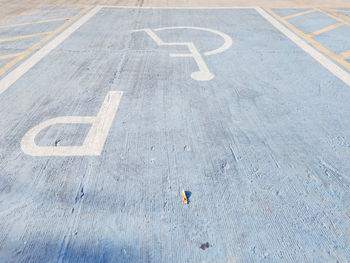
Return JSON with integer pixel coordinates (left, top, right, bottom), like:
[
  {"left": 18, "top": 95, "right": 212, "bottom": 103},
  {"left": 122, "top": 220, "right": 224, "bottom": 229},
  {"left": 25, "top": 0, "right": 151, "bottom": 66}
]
[{"left": 0, "top": 7, "right": 349, "bottom": 262}]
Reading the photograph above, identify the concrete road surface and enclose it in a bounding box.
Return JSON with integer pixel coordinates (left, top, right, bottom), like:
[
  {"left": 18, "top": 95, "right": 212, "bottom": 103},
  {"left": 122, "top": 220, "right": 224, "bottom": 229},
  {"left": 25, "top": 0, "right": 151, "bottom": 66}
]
[{"left": 0, "top": 4, "right": 350, "bottom": 263}]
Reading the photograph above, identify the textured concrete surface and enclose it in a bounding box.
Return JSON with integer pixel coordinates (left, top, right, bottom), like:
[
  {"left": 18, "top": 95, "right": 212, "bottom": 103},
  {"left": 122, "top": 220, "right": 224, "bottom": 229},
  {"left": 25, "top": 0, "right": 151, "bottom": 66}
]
[
  {"left": 0, "top": 5, "right": 350, "bottom": 263},
  {"left": 1, "top": 0, "right": 350, "bottom": 24}
]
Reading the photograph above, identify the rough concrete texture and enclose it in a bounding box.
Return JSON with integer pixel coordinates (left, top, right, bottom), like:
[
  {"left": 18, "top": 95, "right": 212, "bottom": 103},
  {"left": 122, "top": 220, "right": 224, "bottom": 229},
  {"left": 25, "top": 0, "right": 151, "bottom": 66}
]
[
  {"left": 0, "top": 4, "right": 350, "bottom": 263},
  {"left": 1, "top": 0, "right": 350, "bottom": 23}
]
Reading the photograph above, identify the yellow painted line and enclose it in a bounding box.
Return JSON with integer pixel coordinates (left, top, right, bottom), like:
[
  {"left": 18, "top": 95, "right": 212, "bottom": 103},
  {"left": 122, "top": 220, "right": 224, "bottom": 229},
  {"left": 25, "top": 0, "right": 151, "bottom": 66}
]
[
  {"left": 321, "top": 8, "right": 350, "bottom": 24},
  {"left": 329, "top": 9, "right": 350, "bottom": 13},
  {"left": 28, "top": 7, "right": 81, "bottom": 15},
  {"left": 282, "top": 9, "right": 316, "bottom": 20},
  {"left": 0, "top": 31, "right": 53, "bottom": 42},
  {"left": 257, "top": 7, "right": 350, "bottom": 87},
  {"left": 307, "top": 22, "right": 344, "bottom": 37},
  {"left": 265, "top": 8, "right": 350, "bottom": 71},
  {"left": 0, "top": 53, "right": 23, "bottom": 60},
  {"left": 339, "top": 50, "right": 350, "bottom": 59},
  {"left": 0, "top": 5, "right": 41, "bottom": 25},
  {"left": 0, "top": 7, "right": 91, "bottom": 76},
  {"left": 0, "top": 17, "right": 72, "bottom": 29}
]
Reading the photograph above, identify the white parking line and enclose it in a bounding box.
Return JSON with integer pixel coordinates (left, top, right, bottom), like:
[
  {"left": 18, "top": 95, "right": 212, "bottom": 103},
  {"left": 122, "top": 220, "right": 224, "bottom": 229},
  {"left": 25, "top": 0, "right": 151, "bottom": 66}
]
[
  {"left": 0, "top": 6, "right": 102, "bottom": 95},
  {"left": 98, "top": 6, "right": 256, "bottom": 9},
  {"left": 256, "top": 7, "right": 350, "bottom": 87}
]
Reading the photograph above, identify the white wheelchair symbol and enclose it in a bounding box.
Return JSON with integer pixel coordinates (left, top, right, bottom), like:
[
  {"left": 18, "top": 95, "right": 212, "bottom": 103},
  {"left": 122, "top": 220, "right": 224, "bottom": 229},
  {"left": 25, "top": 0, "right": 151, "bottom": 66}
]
[{"left": 132, "top": 26, "right": 232, "bottom": 81}]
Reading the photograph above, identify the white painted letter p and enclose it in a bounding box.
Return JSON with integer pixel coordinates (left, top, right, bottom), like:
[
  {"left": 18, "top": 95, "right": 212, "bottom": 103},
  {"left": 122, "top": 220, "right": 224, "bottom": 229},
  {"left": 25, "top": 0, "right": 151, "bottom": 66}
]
[{"left": 21, "top": 91, "right": 123, "bottom": 156}]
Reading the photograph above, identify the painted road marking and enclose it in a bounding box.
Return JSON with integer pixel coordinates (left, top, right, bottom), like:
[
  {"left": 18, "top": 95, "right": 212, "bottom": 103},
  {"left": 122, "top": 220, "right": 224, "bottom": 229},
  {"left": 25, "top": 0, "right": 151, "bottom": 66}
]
[
  {"left": 28, "top": 7, "right": 84, "bottom": 15},
  {"left": 0, "top": 17, "right": 73, "bottom": 28},
  {"left": 99, "top": 5, "right": 256, "bottom": 9},
  {"left": 329, "top": 9, "right": 350, "bottom": 13},
  {"left": 307, "top": 22, "right": 344, "bottom": 37},
  {"left": 264, "top": 8, "right": 350, "bottom": 72},
  {"left": 339, "top": 50, "right": 350, "bottom": 59},
  {"left": 0, "top": 6, "right": 102, "bottom": 95},
  {"left": 132, "top": 26, "right": 232, "bottom": 81},
  {"left": 0, "top": 53, "right": 23, "bottom": 60},
  {"left": 322, "top": 8, "right": 350, "bottom": 22},
  {"left": 282, "top": 9, "right": 315, "bottom": 20},
  {"left": 0, "top": 6, "right": 91, "bottom": 80},
  {"left": 21, "top": 91, "right": 123, "bottom": 156},
  {"left": 0, "top": 8, "right": 350, "bottom": 261},
  {"left": 0, "top": 31, "right": 53, "bottom": 42},
  {"left": 256, "top": 7, "right": 350, "bottom": 87},
  {"left": 317, "top": 8, "right": 350, "bottom": 26}
]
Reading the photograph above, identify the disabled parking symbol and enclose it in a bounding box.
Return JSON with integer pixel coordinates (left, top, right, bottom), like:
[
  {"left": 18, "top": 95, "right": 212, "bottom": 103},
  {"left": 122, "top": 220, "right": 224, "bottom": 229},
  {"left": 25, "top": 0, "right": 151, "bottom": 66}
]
[
  {"left": 132, "top": 26, "right": 232, "bottom": 81},
  {"left": 20, "top": 27, "right": 232, "bottom": 157}
]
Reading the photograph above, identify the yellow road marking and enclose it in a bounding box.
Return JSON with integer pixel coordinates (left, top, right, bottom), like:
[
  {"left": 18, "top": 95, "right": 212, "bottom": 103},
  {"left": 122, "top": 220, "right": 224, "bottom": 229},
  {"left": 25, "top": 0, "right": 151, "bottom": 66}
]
[
  {"left": 0, "top": 53, "right": 23, "bottom": 60},
  {"left": 328, "top": 9, "right": 350, "bottom": 14},
  {"left": 317, "top": 8, "right": 350, "bottom": 26},
  {"left": 339, "top": 50, "right": 350, "bottom": 59},
  {"left": 282, "top": 9, "right": 315, "bottom": 20},
  {"left": 307, "top": 22, "right": 344, "bottom": 37},
  {"left": 0, "top": 7, "right": 91, "bottom": 76},
  {"left": 322, "top": 8, "right": 350, "bottom": 23},
  {"left": 0, "top": 17, "right": 72, "bottom": 29},
  {"left": 265, "top": 8, "right": 350, "bottom": 71},
  {"left": 0, "top": 5, "right": 40, "bottom": 25},
  {"left": 28, "top": 7, "right": 81, "bottom": 15},
  {"left": 0, "top": 31, "right": 53, "bottom": 42},
  {"left": 257, "top": 7, "right": 350, "bottom": 87}
]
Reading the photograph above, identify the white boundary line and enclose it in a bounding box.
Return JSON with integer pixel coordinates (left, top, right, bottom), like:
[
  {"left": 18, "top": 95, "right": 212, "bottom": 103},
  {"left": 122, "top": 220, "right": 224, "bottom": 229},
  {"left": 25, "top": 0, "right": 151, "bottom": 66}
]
[
  {"left": 256, "top": 7, "right": 350, "bottom": 87},
  {"left": 98, "top": 5, "right": 257, "bottom": 9},
  {"left": 98, "top": 6, "right": 350, "bottom": 9},
  {"left": 0, "top": 6, "right": 102, "bottom": 95},
  {"left": 2, "top": 6, "right": 350, "bottom": 93}
]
